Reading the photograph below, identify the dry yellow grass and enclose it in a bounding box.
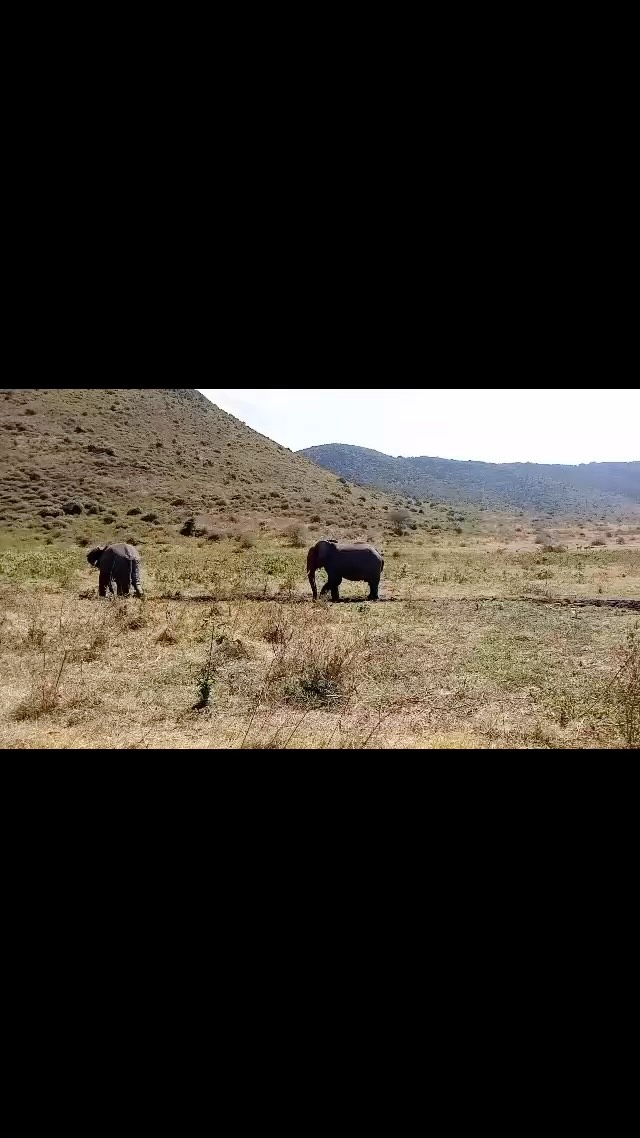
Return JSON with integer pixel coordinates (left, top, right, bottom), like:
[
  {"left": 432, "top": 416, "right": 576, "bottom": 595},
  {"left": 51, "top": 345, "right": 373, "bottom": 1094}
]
[{"left": 1, "top": 521, "right": 639, "bottom": 749}]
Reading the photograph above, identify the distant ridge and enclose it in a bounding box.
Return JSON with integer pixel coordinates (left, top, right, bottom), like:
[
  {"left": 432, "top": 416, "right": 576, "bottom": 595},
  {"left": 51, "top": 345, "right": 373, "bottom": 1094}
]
[{"left": 299, "top": 443, "right": 640, "bottom": 513}]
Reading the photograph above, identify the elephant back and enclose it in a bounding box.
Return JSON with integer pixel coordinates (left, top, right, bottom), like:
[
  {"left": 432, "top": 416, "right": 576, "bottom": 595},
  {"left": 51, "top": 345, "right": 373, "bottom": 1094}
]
[{"left": 336, "top": 541, "right": 383, "bottom": 562}]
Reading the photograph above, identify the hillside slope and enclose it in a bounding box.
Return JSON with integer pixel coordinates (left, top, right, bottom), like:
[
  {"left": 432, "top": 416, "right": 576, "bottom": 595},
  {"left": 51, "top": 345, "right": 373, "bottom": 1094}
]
[
  {"left": 0, "top": 389, "right": 414, "bottom": 546},
  {"left": 299, "top": 443, "right": 640, "bottom": 514}
]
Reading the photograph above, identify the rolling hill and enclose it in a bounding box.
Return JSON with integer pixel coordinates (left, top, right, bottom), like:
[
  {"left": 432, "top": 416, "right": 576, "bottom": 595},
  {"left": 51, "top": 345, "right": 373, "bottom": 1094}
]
[
  {"left": 299, "top": 443, "right": 640, "bottom": 515},
  {"left": 0, "top": 388, "right": 427, "bottom": 547}
]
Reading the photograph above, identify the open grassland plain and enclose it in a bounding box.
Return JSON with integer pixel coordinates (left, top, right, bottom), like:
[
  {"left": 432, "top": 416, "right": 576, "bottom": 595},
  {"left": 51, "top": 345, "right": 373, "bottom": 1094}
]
[{"left": 1, "top": 522, "right": 639, "bottom": 749}]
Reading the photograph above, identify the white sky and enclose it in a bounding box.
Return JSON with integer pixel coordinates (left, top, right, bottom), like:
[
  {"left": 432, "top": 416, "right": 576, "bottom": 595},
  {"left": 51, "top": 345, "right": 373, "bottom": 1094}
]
[{"left": 198, "top": 389, "right": 639, "bottom": 465}]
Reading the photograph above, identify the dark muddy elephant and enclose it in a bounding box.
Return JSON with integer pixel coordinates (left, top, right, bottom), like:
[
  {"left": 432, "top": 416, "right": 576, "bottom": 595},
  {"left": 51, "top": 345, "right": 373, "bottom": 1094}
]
[
  {"left": 87, "top": 542, "right": 143, "bottom": 598},
  {"left": 307, "top": 540, "right": 384, "bottom": 602}
]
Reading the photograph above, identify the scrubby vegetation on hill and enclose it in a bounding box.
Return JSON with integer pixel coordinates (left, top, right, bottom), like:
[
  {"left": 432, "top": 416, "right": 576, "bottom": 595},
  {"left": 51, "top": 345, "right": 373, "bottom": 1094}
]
[
  {"left": 0, "top": 389, "right": 477, "bottom": 548},
  {"left": 299, "top": 444, "right": 640, "bottom": 515}
]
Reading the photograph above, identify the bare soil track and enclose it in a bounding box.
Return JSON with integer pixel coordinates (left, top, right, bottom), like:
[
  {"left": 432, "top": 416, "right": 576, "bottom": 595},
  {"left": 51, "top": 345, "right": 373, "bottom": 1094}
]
[{"left": 88, "top": 591, "right": 640, "bottom": 611}]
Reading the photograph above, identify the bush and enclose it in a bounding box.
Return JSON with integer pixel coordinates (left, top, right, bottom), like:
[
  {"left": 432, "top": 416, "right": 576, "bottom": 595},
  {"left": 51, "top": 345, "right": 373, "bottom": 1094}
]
[
  {"left": 591, "top": 538, "right": 606, "bottom": 546},
  {"left": 171, "top": 498, "right": 186, "bottom": 507},
  {"left": 24, "top": 407, "right": 36, "bottom": 415},
  {"left": 238, "top": 531, "right": 257, "bottom": 549},
  {"left": 389, "top": 508, "right": 410, "bottom": 535},
  {"left": 286, "top": 523, "right": 309, "bottom": 547},
  {"left": 141, "top": 512, "right": 159, "bottom": 523},
  {"left": 275, "top": 639, "right": 359, "bottom": 708},
  {"left": 127, "top": 507, "right": 142, "bottom": 516},
  {"left": 87, "top": 444, "right": 115, "bottom": 456},
  {"left": 102, "top": 515, "right": 115, "bottom": 524},
  {"left": 180, "top": 518, "right": 196, "bottom": 537},
  {"left": 62, "top": 500, "right": 83, "bottom": 515}
]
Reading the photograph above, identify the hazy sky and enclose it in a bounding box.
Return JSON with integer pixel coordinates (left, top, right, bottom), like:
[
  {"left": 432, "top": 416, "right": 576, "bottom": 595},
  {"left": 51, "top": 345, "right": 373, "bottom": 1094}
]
[{"left": 199, "top": 389, "right": 639, "bottom": 465}]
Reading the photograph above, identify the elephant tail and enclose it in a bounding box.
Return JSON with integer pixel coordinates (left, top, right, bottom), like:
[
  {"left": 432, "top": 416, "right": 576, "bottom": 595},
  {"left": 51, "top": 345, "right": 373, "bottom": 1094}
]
[{"left": 380, "top": 558, "right": 385, "bottom": 573}]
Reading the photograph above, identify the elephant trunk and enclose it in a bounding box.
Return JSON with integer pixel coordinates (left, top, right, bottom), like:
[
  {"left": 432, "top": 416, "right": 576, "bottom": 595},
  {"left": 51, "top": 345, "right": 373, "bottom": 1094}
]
[{"left": 306, "top": 549, "right": 318, "bottom": 600}]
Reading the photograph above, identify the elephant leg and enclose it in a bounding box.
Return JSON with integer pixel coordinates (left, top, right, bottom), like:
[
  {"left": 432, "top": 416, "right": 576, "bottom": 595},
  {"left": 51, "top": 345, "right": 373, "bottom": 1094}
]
[
  {"left": 98, "top": 565, "right": 112, "bottom": 597},
  {"left": 319, "top": 581, "right": 331, "bottom": 597},
  {"left": 330, "top": 575, "right": 342, "bottom": 602},
  {"left": 367, "top": 579, "right": 379, "bottom": 600}
]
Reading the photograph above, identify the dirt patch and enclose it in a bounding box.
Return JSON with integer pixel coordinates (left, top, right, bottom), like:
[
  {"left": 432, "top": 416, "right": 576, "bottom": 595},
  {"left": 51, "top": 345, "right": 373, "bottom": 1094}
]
[{"left": 519, "top": 595, "right": 640, "bottom": 611}]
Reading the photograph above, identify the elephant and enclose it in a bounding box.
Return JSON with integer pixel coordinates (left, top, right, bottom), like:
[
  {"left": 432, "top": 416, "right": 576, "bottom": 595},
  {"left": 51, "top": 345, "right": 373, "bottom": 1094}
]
[
  {"left": 86, "top": 542, "right": 143, "bottom": 598},
  {"left": 306, "top": 540, "right": 384, "bottom": 602}
]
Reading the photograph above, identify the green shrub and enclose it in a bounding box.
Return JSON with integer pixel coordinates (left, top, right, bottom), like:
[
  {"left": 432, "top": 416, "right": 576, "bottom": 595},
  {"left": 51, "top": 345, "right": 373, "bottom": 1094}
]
[{"left": 285, "top": 523, "right": 309, "bottom": 547}]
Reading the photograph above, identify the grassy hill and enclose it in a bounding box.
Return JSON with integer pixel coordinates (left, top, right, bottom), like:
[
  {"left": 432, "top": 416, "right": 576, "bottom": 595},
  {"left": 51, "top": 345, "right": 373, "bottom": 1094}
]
[
  {"left": 0, "top": 388, "right": 464, "bottom": 548},
  {"left": 299, "top": 443, "right": 640, "bottom": 515}
]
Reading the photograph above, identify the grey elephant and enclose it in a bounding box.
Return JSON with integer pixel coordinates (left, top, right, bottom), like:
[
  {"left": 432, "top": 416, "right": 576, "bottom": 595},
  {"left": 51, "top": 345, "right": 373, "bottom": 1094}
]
[
  {"left": 306, "top": 539, "right": 384, "bottom": 601},
  {"left": 86, "top": 542, "right": 143, "bottom": 598}
]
